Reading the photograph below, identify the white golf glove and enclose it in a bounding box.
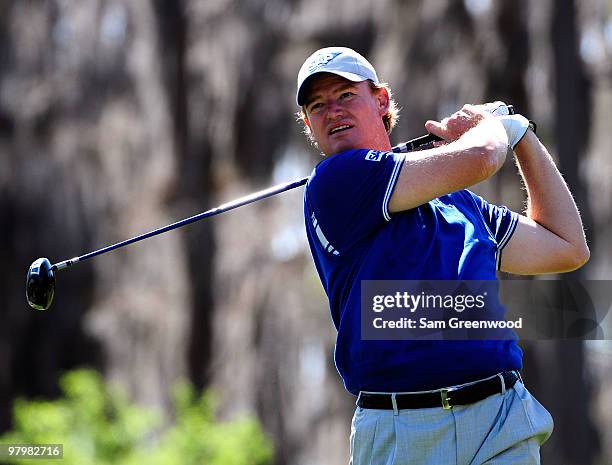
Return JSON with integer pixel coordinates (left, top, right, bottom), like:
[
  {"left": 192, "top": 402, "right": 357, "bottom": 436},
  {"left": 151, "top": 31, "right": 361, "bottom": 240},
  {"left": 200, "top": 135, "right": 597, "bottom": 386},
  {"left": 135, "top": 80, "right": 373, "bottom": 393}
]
[{"left": 482, "top": 100, "right": 532, "bottom": 149}]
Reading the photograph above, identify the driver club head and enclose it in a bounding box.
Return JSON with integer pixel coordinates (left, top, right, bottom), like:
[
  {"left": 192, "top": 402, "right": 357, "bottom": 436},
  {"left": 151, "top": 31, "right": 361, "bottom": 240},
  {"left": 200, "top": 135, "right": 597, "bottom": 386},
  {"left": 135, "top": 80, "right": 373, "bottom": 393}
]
[{"left": 26, "top": 258, "right": 56, "bottom": 310}]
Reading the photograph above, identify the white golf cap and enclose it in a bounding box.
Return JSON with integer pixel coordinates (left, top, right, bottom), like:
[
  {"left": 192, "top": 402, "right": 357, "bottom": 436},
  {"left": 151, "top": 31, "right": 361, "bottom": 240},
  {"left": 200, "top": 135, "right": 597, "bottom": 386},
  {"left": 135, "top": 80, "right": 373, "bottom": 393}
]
[{"left": 296, "top": 46, "right": 379, "bottom": 106}]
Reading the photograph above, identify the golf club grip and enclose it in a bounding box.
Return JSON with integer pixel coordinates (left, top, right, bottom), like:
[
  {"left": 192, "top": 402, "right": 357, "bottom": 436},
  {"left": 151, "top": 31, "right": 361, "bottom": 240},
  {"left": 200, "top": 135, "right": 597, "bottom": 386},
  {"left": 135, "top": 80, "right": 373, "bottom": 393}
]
[
  {"left": 51, "top": 132, "right": 440, "bottom": 271},
  {"left": 392, "top": 133, "right": 442, "bottom": 153}
]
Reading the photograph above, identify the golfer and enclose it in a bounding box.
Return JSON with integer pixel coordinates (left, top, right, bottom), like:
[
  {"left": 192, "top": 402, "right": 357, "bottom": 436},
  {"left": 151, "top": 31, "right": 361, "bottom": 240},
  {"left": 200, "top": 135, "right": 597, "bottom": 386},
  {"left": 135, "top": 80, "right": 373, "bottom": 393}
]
[{"left": 296, "top": 47, "right": 589, "bottom": 464}]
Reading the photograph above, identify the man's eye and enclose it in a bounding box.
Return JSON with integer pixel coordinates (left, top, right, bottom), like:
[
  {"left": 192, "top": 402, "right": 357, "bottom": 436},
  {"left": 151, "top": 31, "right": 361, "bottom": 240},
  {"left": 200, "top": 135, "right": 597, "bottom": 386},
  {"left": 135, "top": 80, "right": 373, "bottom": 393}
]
[
  {"left": 309, "top": 102, "right": 323, "bottom": 112},
  {"left": 340, "top": 92, "right": 354, "bottom": 99}
]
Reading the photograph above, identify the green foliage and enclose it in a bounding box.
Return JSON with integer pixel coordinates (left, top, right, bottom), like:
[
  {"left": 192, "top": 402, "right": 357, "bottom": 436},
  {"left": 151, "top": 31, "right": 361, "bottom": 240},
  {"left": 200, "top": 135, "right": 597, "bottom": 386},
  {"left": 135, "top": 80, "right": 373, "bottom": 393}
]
[{"left": 0, "top": 369, "right": 273, "bottom": 465}]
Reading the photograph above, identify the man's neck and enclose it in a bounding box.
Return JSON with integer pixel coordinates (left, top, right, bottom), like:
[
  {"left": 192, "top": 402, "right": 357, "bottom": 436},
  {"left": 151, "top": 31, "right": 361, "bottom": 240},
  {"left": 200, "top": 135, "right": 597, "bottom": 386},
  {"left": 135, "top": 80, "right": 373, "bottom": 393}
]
[{"left": 324, "top": 137, "right": 393, "bottom": 157}]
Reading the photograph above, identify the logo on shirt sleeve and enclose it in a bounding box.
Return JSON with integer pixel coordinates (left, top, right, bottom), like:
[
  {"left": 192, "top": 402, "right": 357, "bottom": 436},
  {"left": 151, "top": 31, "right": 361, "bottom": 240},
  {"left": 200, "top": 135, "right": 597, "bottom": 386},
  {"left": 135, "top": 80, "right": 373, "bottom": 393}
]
[{"left": 365, "top": 150, "right": 384, "bottom": 162}]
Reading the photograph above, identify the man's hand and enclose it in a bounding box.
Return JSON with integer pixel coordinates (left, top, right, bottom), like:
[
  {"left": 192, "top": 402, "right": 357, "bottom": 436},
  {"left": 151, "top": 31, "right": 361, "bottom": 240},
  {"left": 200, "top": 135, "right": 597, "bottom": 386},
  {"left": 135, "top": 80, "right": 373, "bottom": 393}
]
[
  {"left": 425, "top": 104, "right": 487, "bottom": 142},
  {"left": 479, "top": 101, "right": 531, "bottom": 149},
  {"left": 427, "top": 102, "right": 530, "bottom": 149},
  {"left": 388, "top": 105, "right": 508, "bottom": 213},
  {"left": 480, "top": 101, "right": 513, "bottom": 117},
  {"left": 425, "top": 105, "right": 509, "bottom": 157}
]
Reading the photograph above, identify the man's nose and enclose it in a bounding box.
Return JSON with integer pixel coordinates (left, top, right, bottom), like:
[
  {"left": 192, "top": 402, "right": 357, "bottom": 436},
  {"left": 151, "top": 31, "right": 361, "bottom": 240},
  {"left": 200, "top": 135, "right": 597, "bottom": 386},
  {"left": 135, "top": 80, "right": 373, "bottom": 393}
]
[{"left": 326, "top": 100, "right": 344, "bottom": 119}]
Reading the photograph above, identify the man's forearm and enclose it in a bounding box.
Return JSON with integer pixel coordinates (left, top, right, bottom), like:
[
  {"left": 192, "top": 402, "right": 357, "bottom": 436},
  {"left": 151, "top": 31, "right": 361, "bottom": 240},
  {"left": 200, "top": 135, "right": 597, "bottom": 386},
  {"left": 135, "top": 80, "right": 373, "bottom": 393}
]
[
  {"left": 389, "top": 114, "right": 507, "bottom": 213},
  {"left": 513, "top": 130, "right": 589, "bottom": 256}
]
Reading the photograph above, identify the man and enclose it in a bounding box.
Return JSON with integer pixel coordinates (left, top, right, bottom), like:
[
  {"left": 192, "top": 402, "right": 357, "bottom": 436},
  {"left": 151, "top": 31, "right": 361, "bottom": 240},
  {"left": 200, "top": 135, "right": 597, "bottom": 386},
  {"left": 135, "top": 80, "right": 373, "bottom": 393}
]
[{"left": 296, "top": 47, "right": 589, "bottom": 464}]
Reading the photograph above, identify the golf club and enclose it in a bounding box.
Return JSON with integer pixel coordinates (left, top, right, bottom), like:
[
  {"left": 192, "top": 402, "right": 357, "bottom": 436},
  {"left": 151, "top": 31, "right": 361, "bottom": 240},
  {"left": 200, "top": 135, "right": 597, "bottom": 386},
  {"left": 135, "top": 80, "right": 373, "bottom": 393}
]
[{"left": 26, "top": 133, "right": 441, "bottom": 311}]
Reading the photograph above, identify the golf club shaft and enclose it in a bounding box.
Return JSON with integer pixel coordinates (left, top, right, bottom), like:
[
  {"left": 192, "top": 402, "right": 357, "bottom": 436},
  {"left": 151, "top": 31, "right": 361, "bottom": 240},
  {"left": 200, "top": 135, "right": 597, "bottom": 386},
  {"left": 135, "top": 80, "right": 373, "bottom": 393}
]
[
  {"left": 51, "top": 177, "right": 309, "bottom": 271},
  {"left": 51, "top": 133, "right": 441, "bottom": 272}
]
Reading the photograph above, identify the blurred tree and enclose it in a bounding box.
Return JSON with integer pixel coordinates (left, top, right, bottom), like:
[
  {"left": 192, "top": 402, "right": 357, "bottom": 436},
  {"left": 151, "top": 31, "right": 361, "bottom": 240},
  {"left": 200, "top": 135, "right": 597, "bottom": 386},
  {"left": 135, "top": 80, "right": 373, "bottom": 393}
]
[
  {"left": 151, "top": 0, "right": 216, "bottom": 392},
  {"left": 0, "top": 0, "right": 102, "bottom": 432},
  {"left": 542, "top": 0, "right": 600, "bottom": 464}
]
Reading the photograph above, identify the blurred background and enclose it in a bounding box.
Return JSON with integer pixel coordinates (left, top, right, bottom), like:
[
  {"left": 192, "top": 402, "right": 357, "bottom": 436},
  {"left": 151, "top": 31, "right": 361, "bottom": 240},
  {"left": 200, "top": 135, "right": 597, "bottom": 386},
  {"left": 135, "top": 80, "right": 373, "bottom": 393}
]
[{"left": 1, "top": 0, "right": 611, "bottom": 463}]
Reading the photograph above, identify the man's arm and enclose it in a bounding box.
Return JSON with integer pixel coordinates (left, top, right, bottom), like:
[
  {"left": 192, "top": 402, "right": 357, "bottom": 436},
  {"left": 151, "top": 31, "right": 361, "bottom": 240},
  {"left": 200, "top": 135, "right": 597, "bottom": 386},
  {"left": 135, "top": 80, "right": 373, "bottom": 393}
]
[
  {"left": 500, "top": 130, "right": 590, "bottom": 274},
  {"left": 388, "top": 105, "right": 508, "bottom": 213}
]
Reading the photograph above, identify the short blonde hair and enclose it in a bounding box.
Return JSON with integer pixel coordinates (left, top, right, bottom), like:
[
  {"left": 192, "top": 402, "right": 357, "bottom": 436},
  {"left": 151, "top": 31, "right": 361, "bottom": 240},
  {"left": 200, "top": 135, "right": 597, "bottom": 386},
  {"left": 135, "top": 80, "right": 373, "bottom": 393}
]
[{"left": 296, "top": 81, "right": 400, "bottom": 147}]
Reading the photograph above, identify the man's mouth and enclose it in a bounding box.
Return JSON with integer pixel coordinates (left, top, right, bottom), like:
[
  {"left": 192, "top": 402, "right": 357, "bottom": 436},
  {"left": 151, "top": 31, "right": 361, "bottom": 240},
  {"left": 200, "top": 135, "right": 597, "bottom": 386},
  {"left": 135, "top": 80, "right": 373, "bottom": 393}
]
[{"left": 329, "top": 124, "right": 353, "bottom": 135}]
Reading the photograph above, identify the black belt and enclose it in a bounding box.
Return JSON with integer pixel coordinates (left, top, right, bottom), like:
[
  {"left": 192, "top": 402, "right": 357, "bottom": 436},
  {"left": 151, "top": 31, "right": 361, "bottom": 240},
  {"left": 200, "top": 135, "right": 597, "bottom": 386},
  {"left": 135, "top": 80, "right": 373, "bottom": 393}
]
[{"left": 357, "top": 371, "right": 519, "bottom": 410}]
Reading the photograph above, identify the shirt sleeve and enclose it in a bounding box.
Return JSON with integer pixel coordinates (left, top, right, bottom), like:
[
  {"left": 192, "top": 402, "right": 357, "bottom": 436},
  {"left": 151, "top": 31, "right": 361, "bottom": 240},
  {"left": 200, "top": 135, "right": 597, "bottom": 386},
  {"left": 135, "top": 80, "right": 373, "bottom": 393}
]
[
  {"left": 305, "top": 149, "right": 405, "bottom": 254},
  {"left": 462, "top": 190, "right": 519, "bottom": 270}
]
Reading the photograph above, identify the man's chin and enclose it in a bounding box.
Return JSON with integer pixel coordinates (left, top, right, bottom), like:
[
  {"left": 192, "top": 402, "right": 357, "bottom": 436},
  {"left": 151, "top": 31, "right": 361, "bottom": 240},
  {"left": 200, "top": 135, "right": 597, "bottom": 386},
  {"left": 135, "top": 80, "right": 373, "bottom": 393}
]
[{"left": 326, "top": 140, "right": 359, "bottom": 156}]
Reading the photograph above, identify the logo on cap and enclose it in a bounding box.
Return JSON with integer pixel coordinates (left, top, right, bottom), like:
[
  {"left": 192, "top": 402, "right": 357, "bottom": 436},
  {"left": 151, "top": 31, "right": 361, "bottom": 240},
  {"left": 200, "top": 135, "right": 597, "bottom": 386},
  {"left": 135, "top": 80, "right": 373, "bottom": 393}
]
[{"left": 307, "top": 52, "right": 342, "bottom": 73}]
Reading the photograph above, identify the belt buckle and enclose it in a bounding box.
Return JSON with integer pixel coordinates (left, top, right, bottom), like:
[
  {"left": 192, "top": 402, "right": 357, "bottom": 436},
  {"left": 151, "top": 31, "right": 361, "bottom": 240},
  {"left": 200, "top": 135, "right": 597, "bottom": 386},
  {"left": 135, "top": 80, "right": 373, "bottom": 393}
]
[{"left": 440, "top": 388, "right": 453, "bottom": 409}]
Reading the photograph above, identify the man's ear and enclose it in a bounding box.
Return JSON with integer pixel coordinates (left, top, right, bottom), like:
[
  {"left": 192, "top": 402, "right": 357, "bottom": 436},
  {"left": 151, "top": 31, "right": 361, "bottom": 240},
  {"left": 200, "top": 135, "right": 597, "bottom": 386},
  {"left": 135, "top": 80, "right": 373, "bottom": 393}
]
[{"left": 376, "top": 88, "right": 390, "bottom": 116}]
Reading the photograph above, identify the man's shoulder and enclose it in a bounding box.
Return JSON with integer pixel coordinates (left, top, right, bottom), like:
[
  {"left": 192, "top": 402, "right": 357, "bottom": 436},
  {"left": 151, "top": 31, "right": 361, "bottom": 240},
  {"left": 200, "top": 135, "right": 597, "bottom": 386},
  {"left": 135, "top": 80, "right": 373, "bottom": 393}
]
[{"left": 308, "top": 149, "right": 395, "bottom": 189}]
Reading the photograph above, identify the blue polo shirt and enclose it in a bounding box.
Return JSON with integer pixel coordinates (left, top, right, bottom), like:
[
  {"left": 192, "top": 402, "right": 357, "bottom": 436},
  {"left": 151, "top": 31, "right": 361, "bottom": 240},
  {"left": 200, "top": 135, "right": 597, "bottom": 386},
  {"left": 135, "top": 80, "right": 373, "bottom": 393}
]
[{"left": 304, "top": 148, "right": 522, "bottom": 395}]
